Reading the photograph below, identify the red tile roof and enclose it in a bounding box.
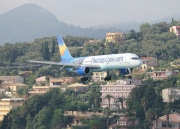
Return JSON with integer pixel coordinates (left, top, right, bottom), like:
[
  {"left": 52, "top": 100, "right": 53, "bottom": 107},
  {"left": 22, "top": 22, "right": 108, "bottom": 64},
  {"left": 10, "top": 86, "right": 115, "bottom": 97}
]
[
  {"left": 73, "top": 116, "right": 92, "bottom": 121},
  {"left": 141, "top": 57, "right": 156, "bottom": 60},
  {"left": 119, "top": 117, "right": 130, "bottom": 122}
]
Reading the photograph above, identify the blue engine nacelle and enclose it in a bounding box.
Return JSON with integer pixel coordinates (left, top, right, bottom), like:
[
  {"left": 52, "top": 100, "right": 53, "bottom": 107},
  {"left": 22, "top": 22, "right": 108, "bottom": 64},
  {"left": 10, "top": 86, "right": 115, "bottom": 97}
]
[
  {"left": 76, "top": 66, "right": 91, "bottom": 76},
  {"left": 119, "top": 68, "right": 133, "bottom": 75}
]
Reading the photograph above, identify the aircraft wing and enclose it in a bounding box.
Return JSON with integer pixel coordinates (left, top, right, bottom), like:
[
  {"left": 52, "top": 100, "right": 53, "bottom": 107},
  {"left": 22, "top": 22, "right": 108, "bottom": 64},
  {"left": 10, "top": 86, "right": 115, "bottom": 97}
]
[{"left": 27, "top": 60, "right": 100, "bottom": 68}]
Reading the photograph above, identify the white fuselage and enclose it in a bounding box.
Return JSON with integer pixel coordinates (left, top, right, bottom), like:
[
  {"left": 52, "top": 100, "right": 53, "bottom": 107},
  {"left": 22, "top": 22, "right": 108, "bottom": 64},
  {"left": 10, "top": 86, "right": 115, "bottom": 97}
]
[{"left": 76, "top": 53, "right": 142, "bottom": 72}]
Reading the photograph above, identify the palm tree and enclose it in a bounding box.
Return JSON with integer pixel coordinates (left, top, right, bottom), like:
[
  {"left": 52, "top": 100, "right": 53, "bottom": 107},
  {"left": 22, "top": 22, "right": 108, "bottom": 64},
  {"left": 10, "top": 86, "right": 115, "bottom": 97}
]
[
  {"left": 129, "top": 116, "right": 136, "bottom": 126},
  {"left": 103, "top": 107, "right": 111, "bottom": 129},
  {"left": 163, "top": 103, "right": 171, "bottom": 128},
  {"left": 141, "top": 97, "right": 147, "bottom": 113},
  {"left": 116, "top": 97, "right": 126, "bottom": 109},
  {"left": 104, "top": 94, "right": 114, "bottom": 109},
  {"left": 145, "top": 109, "right": 154, "bottom": 129},
  {"left": 153, "top": 108, "right": 160, "bottom": 128}
]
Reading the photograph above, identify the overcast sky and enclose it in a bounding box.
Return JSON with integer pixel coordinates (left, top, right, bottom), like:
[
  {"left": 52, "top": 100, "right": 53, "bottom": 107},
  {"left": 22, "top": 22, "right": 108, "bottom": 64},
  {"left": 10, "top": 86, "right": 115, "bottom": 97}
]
[{"left": 0, "top": 0, "right": 180, "bottom": 27}]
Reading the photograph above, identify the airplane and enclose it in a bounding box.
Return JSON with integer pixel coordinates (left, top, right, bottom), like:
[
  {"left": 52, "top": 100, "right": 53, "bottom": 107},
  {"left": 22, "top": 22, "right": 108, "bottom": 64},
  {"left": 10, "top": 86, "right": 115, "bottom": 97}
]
[{"left": 28, "top": 35, "right": 145, "bottom": 81}]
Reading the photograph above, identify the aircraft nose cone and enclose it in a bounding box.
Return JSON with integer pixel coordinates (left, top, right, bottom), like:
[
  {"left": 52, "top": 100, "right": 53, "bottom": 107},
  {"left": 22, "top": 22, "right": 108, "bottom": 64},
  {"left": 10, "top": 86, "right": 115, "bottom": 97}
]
[{"left": 137, "top": 60, "right": 142, "bottom": 66}]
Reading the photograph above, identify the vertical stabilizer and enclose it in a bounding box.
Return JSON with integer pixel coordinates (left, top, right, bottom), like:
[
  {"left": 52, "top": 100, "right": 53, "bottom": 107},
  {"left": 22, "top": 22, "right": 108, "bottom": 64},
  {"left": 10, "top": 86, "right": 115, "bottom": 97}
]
[{"left": 56, "top": 35, "right": 73, "bottom": 61}]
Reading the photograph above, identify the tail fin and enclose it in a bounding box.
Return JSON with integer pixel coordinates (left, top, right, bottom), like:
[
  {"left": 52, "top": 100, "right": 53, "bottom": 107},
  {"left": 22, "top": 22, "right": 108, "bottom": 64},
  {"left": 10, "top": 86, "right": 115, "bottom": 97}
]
[{"left": 56, "top": 35, "right": 73, "bottom": 61}]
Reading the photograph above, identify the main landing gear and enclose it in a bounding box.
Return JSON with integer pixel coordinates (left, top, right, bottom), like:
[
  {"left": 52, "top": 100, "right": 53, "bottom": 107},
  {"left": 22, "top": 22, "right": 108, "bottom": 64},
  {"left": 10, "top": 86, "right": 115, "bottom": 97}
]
[
  {"left": 81, "top": 76, "right": 88, "bottom": 82},
  {"left": 104, "top": 71, "right": 111, "bottom": 81}
]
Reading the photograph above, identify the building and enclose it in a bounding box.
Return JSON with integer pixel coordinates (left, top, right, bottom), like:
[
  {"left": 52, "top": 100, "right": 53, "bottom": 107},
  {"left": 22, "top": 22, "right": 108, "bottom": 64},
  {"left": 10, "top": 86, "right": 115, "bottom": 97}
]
[
  {"left": 50, "top": 77, "right": 75, "bottom": 86},
  {"left": 28, "top": 86, "right": 59, "bottom": 95},
  {"left": 101, "top": 79, "right": 140, "bottom": 110},
  {"left": 140, "top": 57, "right": 157, "bottom": 71},
  {"left": 116, "top": 79, "right": 141, "bottom": 86},
  {"left": 148, "top": 70, "right": 179, "bottom": 81},
  {"left": 171, "top": 59, "right": 180, "bottom": 68},
  {"left": 162, "top": 88, "right": 180, "bottom": 102},
  {"left": 152, "top": 112, "right": 180, "bottom": 129},
  {"left": 18, "top": 71, "right": 32, "bottom": 78},
  {"left": 67, "top": 83, "right": 89, "bottom": 92},
  {"left": 0, "top": 76, "right": 24, "bottom": 88},
  {"left": 109, "top": 117, "right": 139, "bottom": 129},
  {"left": 92, "top": 71, "right": 107, "bottom": 81},
  {"left": 0, "top": 98, "right": 24, "bottom": 121},
  {"left": 170, "top": 26, "right": 180, "bottom": 36},
  {"left": 36, "top": 76, "right": 48, "bottom": 85},
  {"left": 10, "top": 83, "right": 28, "bottom": 92},
  {"left": 106, "top": 32, "right": 125, "bottom": 43}
]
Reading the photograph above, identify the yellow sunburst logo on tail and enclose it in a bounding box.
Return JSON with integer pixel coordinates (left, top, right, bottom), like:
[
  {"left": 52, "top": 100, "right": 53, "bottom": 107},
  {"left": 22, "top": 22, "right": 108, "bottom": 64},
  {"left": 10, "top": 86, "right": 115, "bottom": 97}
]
[{"left": 59, "top": 44, "right": 66, "bottom": 56}]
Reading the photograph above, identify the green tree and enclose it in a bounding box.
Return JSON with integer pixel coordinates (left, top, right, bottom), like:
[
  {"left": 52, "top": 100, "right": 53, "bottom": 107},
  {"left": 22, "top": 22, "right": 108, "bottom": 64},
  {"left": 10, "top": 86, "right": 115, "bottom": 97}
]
[
  {"left": 51, "top": 109, "right": 73, "bottom": 129},
  {"left": 104, "top": 94, "right": 114, "bottom": 109},
  {"left": 163, "top": 103, "right": 171, "bottom": 127},
  {"left": 141, "top": 97, "right": 147, "bottom": 113},
  {"left": 116, "top": 97, "right": 126, "bottom": 109},
  {"left": 103, "top": 107, "right": 111, "bottom": 129}
]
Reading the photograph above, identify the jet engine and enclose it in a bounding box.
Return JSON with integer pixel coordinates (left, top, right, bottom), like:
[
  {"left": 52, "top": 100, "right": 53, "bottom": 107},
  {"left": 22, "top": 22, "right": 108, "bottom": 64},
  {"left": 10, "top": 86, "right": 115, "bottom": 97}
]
[
  {"left": 119, "top": 68, "right": 133, "bottom": 75},
  {"left": 76, "top": 66, "right": 91, "bottom": 76}
]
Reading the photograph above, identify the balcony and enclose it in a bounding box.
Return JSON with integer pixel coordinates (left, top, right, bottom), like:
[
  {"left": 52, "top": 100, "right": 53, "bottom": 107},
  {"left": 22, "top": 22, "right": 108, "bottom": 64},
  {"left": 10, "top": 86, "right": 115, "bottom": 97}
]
[{"left": 100, "top": 89, "right": 131, "bottom": 93}]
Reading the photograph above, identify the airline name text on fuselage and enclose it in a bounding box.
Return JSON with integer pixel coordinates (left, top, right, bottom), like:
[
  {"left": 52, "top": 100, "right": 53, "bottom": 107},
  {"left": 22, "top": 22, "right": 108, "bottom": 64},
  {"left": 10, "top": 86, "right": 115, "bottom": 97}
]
[{"left": 91, "top": 56, "right": 123, "bottom": 64}]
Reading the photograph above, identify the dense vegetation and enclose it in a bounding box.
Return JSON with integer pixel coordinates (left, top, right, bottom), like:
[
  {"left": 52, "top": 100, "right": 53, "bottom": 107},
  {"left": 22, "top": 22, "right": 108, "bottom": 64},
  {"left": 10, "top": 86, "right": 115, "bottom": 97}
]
[
  {"left": 0, "top": 20, "right": 180, "bottom": 66},
  {"left": 1, "top": 76, "right": 180, "bottom": 129},
  {"left": 0, "top": 20, "right": 180, "bottom": 128}
]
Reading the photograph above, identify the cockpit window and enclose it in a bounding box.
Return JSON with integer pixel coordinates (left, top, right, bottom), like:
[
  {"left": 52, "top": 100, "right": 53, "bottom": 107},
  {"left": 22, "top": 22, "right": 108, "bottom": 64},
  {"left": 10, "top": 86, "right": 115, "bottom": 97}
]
[{"left": 131, "top": 57, "right": 139, "bottom": 60}]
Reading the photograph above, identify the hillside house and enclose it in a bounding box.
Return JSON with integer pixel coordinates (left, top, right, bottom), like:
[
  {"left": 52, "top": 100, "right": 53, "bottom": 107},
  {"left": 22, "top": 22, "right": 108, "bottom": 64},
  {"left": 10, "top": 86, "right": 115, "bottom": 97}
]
[
  {"left": 92, "top": 71, "right": 107, "bottom": 81},
  {"left": 140, "top": 57, "right": 157, "bottom": 71},
  {"left": 10, "top": 83, "right": 28, "bottom": 92},
  {"left": 152, "top": 112, "right": 180, "bottom": 129},
  {"left": 0, "top": 76, "right": 24, "bottom": 88},
  {"left": 28, "top": 86, "right": 59, "bottom": 95},
  {"left": 67, "top": 83, "right": 89, "bottom": 92},
  {"left": 36, "top": 76, "right": 48, "bottom": 85},
  {"left": 106, "top": 32, "right": 125, "bottom": 43},
  {"left": 18, "top": 71, "right": 32, "bottom": 78},
  {"left": 50, "top": 77, "right": 75, "bottom": 86},
  {"left": 109, "top": 117, "right": 139, "bottom": 129},
  {"left": 0, "top": 98, "right": 24, "bottom": 121},
  {"left": 171, "top": 59, "right": 180, "bottom": 68},
  {"left": 101, "top": 79, "right": 141, "bottom": 110},
  {"left": 148, "top": 70, "right": 179, "bottom": 81},
  {"left": 162, "top": 88, "right": 180, "bottom": 102},
  {"left": 170, "top": 26, "right": 180, "bottom": 36}
]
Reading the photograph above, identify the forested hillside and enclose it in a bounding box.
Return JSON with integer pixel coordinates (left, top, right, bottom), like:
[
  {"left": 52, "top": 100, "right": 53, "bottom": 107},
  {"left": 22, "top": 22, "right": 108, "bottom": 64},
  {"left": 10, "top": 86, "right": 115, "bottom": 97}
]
[
  {"left": 0, "top": 20, "right": 180, "bottom": 67},
  {"left": 1, "top": 21, "right": 180, "bottom": 129}
]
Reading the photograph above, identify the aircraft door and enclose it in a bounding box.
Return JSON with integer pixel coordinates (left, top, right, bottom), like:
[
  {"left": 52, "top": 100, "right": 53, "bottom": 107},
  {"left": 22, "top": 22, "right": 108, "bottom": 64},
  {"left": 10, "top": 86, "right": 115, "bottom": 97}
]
[{"left": 123, "top": 56, "right": 129, "bottom": 64}]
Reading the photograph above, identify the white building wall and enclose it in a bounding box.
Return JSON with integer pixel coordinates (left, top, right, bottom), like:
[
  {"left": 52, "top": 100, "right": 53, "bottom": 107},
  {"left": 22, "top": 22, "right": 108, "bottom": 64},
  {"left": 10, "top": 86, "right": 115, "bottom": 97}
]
[
  {"left": 101, "top": 84, "right": 137, "bottom": 110},
  {"left": 162, "top": 88, "right": 180, "bottom": 102}
]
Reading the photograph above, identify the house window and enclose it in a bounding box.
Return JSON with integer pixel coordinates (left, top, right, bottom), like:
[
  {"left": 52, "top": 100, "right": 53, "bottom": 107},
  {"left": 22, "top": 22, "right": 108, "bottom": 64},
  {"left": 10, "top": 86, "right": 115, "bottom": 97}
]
[{"left": 144, "top": 66, "right": 146, "bottom": 70}]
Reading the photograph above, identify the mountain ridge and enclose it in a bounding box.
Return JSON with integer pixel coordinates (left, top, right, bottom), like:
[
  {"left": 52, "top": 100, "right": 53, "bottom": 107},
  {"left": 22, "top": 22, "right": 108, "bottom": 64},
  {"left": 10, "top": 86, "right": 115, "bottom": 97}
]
[{"left": 0, "top": 3, "right": 180, "bottom": 44}]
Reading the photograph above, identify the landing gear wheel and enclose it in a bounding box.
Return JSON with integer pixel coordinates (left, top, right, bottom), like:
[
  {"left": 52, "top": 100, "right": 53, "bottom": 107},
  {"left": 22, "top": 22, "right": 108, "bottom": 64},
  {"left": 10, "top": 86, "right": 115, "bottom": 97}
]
[
  {"left": 81, "top": 77, "right": 88, "bottom": 82},
  {"left": 128, "top": 75, "right": 132, "bottom": 79},
  {"left": 104, "top": 71, "right": 112, "bottom": 81}
]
